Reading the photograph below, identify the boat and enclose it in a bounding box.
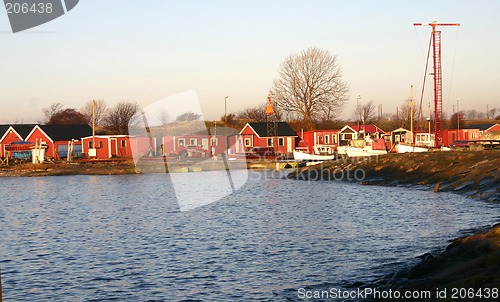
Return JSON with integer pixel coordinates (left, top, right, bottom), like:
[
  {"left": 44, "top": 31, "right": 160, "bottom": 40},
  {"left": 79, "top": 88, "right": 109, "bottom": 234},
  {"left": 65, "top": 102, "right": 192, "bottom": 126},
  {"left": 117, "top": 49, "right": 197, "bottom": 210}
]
[
  {"left": 342, "top": 136, "right": 388, "bottom": 157},
  {"left": 293, "top": 145, "right": 336, "bottom": 161},
  {"left": 395, "top": 143, "right": 429, "bottom": 153}
]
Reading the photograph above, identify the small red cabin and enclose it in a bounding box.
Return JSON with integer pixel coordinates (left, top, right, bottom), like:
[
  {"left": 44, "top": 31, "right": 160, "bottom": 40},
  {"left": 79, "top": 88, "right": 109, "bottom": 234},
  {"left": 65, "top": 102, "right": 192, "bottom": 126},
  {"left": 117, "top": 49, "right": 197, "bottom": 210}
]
[
  {"left": 239, "top": 122, "right": 298, "bottom": 155},
  {"left": 81, "top": 135, "right": 155, "bottom": 159}
]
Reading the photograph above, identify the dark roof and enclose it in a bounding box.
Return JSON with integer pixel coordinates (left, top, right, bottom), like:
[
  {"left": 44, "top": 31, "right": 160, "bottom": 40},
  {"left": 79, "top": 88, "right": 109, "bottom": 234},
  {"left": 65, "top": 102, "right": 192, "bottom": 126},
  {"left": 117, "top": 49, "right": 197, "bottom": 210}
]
[
  {"left": 39, "top": 124, "right": 93, "bottom": 141},
  {"left": 0, "top": 124, "right": 38, "bottom": 139},
  {"left": 463, "top": 123, "right": 499, "bottom": 131},
  {"left": 11, "top": 124, "right": 38, "bottom": 138},
  {"left": 247, "top": 122, "right": 298, "bottom": 137}
]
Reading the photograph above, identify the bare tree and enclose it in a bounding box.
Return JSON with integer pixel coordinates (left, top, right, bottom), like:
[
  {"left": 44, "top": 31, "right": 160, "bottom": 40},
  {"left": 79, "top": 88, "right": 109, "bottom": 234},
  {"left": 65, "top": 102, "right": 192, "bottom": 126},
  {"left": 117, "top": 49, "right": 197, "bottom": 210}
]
[
  {"left": 81, "top": 99, "right": 108, "bottom": 127},
  {"left": 269, "top": 47, "right": 349, "bottom": 125},
  {"left": 42, "top": 102, "right": 64, "bottom": 123},
  {"left": 157, "top": 109, "right": 170, "bottom": 126},
  {"left": 394, "top": 99, "right": 417, "bottom": 129},
  {"left": 104, "top": 101, "right": 140, "bottom": 134},
  {"left": 176, "top": 112, "right": 201, "bottom": 121},
  {"left": 237, "top": 102, "right": 283, "bottom": 122},
  {"left": 47, "top": 108, "right": 87, "bottom": 125},
  {"left": 354, "top": 100, "right": 376, "bottom": 124}
]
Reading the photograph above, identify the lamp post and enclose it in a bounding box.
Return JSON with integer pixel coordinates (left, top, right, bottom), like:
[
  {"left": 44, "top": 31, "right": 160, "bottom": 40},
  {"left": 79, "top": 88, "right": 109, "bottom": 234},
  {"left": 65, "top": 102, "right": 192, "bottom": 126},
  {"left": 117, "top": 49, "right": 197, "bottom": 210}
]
[
  {"left": 224, "top": 96, "right": 229, "bottom": 154},
  {"left": 457, "top": 98, "right": 461, "bottom": 140},
  {"left": 224, "top": 96, "right": 228, "bottom": 126}
]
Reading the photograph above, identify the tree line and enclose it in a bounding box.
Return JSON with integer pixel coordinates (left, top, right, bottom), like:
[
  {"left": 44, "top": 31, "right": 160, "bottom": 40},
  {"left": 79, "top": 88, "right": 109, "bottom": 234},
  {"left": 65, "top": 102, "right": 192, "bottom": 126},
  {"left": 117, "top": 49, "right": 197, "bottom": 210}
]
[{"left": 41, "top": 46, "right": 499, "bottom": 134}]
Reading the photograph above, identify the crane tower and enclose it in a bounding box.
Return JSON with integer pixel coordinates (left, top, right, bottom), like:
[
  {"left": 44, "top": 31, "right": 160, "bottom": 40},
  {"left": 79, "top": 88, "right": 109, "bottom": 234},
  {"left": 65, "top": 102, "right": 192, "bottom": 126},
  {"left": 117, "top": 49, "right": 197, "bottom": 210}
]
[{"left": 414, "top": 21, "right": 460, "bottom": 148}]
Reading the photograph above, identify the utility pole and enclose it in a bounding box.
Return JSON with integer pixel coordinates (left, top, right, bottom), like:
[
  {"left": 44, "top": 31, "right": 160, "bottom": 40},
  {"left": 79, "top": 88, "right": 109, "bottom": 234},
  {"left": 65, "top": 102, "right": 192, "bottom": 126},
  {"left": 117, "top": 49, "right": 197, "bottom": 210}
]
[{"left": 414, "top": 21, "right": 460, "bottom": 147}]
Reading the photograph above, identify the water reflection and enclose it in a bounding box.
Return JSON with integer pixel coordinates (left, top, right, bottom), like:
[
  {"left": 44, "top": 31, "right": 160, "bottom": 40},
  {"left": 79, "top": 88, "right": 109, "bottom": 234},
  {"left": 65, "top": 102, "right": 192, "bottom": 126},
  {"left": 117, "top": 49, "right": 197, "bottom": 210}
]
[{"left": 0, "top": 173, "right": 498, "bottom": 301}]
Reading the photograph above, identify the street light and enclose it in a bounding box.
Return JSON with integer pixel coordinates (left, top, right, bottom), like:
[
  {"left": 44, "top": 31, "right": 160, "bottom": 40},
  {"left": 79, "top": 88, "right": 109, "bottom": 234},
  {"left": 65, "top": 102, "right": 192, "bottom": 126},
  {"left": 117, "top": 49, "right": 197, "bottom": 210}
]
[
  {"left": 224, "top": 96, "right": 229, "bottom": 155},
  {"left": 224, "top": 96, "right": 229, "bottom": 126},
  {"left": 457, "top": 98, "right": 461, "bottom": 140}
]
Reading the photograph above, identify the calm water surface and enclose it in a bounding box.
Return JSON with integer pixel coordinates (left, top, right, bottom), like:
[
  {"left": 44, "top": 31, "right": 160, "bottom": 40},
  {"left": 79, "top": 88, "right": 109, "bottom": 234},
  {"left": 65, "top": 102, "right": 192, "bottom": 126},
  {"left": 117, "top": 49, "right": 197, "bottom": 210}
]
[{"left": 1, "top": 171, "right": 499, "bottom": 301}]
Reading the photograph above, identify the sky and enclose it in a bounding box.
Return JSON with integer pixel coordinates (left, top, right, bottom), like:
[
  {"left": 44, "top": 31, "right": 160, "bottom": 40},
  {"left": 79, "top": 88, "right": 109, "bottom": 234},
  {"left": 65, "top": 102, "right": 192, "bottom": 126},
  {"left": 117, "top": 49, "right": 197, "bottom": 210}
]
[{"left": 1, "top": 0, "right": 499, "bottom": 124}]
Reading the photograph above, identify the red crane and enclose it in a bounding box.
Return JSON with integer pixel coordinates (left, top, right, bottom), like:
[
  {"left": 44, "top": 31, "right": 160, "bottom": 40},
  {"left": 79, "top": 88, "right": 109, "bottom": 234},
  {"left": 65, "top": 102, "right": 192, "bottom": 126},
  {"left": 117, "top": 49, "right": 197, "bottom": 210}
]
[{"left": 414, "top": 21, "right": 460, "bottom": 148}]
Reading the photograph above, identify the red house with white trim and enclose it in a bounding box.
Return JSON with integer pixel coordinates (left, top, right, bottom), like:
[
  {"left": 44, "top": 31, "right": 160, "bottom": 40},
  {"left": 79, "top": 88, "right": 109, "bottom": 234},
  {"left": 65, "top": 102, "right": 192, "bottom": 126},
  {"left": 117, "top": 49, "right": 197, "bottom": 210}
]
[
  {"left": 298, "top": 129, "right": 339, "bottom": 153},
  {"left": 0, "top": 124, "right": 37, "bottom": 157},
  {"left": 442, "top": 128, "right": 481, "bottom": 146},
  {"left": 81, "top": 135, "right": 155, "bottom": 159},
  {"left": 161, "top": 134, "right": 242, "bottom": 157},
  {"left": 25, "top": 124, "right": 92, "bottom": 158},
  {"left": 239, "top": 122, "right": 298, "bottom": 154}
]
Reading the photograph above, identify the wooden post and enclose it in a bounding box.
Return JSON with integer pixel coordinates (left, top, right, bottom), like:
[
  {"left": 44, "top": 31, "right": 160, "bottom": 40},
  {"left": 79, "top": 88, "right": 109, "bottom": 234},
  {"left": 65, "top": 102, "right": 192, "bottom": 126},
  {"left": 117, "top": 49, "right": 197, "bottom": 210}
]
[{"left": 1, "top": 266, "right": 3, "bottom": 302}]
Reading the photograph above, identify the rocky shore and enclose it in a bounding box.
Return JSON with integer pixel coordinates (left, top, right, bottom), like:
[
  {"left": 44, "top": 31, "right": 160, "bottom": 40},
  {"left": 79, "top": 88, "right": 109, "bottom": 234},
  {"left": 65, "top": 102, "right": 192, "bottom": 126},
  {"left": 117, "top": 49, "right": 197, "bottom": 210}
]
[
  {"left": 288, "top": 151, "right": 500, "bottom": 300},
  {"left": 289, "top": 150, "right": 500, "bottom": 202},
  {"left": 0, "top": 159, "right": 138, "bottom": 177},
  {"left": 370, "top": 223, "right": 500, "bottom": 301}
]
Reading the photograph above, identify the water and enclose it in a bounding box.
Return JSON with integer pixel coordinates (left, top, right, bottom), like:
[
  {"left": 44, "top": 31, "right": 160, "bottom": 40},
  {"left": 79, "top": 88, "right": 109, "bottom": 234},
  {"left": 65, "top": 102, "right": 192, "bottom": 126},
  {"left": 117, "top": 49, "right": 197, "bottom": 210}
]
[{"left": 0, "top": 171, "right": 499, "bottom": 301}]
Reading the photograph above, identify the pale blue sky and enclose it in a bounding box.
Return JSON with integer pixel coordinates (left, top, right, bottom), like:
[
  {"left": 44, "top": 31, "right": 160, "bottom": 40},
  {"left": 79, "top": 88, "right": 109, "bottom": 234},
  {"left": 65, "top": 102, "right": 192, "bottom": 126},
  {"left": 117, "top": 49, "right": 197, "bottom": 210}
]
[{"left": 1, "top": 0, "right": 499, "bottom": 123}]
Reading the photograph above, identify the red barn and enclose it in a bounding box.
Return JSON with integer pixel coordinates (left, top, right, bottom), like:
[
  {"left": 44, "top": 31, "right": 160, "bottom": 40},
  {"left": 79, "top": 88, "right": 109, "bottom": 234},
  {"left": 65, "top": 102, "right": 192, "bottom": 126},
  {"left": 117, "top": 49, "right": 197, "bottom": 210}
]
[
  {"left": 25, "top": 124, "right": 92, "bottom": 158},
  {"left": 81, "top": 135, "right": 155, "bottom": 159},
  {"left": 239, "top": 122, "right": 298, "bottom": 154},
  {"left": 0, "top": 124, "right": 37, "bottom": 157}
]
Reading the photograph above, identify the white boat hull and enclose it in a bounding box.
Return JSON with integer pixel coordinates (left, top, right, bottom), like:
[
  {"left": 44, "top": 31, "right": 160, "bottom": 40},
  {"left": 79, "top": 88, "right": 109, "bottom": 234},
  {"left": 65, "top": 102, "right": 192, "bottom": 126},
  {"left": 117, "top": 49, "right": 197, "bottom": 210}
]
[
  {"left": 345, "top": 147, "right": 387, "bottom": 157},
  {"left": 293, "top": 150, "right": 335, "bottom": 161},
  {"left": 395, "top": 144, "right": 428, "bottom": 153}
]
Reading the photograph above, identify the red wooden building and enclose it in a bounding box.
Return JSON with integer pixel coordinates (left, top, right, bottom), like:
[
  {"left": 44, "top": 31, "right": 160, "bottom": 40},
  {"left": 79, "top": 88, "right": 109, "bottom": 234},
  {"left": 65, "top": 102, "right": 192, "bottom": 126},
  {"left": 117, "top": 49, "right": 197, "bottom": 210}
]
[
  {"left": 81, "top": 135, "right": 155, "bottom": 159},
  {"left": 0, "top": 124, "right": 36, "bottom": 157},
  {"left": 297, "top": 129, "right": 339, "bottom": 153},
  {"left": 239, "top": 122, "right": 298, "bottom": 154},
  {"left": 162, "top": 134, "right": 243, "bottom": 157},
  {"left": 465, "top": 123, "right": 500, "bottom": 134},
  {"left": 442, "top": 128, "right": 481, "bottom": 146},
  {"left": 25, "top": 124, "right": 92, "bottom": 158}
]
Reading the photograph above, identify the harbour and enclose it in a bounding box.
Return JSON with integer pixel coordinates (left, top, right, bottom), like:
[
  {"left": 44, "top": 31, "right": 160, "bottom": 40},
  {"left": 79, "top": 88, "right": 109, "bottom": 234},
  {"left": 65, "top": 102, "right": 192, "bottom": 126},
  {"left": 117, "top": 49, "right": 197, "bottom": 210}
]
[{"left": 0, "top": 171, "right": 499, "bottom": 301}]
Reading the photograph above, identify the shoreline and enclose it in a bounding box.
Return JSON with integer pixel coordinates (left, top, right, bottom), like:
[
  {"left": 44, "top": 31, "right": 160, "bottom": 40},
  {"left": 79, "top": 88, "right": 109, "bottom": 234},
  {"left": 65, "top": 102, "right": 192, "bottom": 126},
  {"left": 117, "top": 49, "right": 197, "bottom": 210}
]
[
  {"left": 288, "top": 150, "right": 499, "bottom": 300},
  {"left": 2, "top": 151, "right": 499, "bottom": 298},
  {"left": 288, "top": 150, "right": 499, "bottom": 202},
  {"left": 368, "top": 223, "right": 500, "bottom": 301}
]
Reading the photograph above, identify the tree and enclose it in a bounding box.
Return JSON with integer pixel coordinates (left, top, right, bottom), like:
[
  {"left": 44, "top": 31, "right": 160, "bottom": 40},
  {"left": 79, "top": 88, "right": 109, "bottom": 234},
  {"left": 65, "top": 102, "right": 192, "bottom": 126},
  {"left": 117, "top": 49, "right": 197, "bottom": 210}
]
[
  {"left": 176, "top": 112, "right": 201, "bottom": 121},
  {"left": 81, "top": 99, "right": 108, "bottom": 127},
  {"left": 42, "top": 102, "right": 64, "bottom": 123},
  {"left": 237, "top": 102, "right": 282, "bottom": 122},
  {"left": 269, "top": 47, "right": 349, "bottom": 125},
  {"left": 354, "top": 100, "right": 376, "bottom": 124},
  {"left": 47, "top": 108, "right": 87, "bottom": 125},
  {"left": 104, "top": 101, "right": 140, "bottom": 134},
  {"left": 393, "top": 100, "right": 417, "bottom": 129}
]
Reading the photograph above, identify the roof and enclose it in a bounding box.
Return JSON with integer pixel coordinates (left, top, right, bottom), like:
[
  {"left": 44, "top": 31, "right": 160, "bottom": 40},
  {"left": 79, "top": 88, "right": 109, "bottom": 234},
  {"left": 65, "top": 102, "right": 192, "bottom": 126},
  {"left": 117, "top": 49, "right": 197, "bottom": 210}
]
[
  {"left": 11, "top": 124, "right": 38, "bottom": 138},
  {"left": 38, "top": 124, "right": 93, "bottom": 141},
  {"left": 464, "top": 123, "right": 500, "bottom": 131},
  {"left": 0, "top": 124, "right": 38, "bottom": 141},
  {"left": 348, "top": 124, "right": 386, "bottom": 133},
  {"left": 243, "top": 122, "right": 298, "bottom": 137}
]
